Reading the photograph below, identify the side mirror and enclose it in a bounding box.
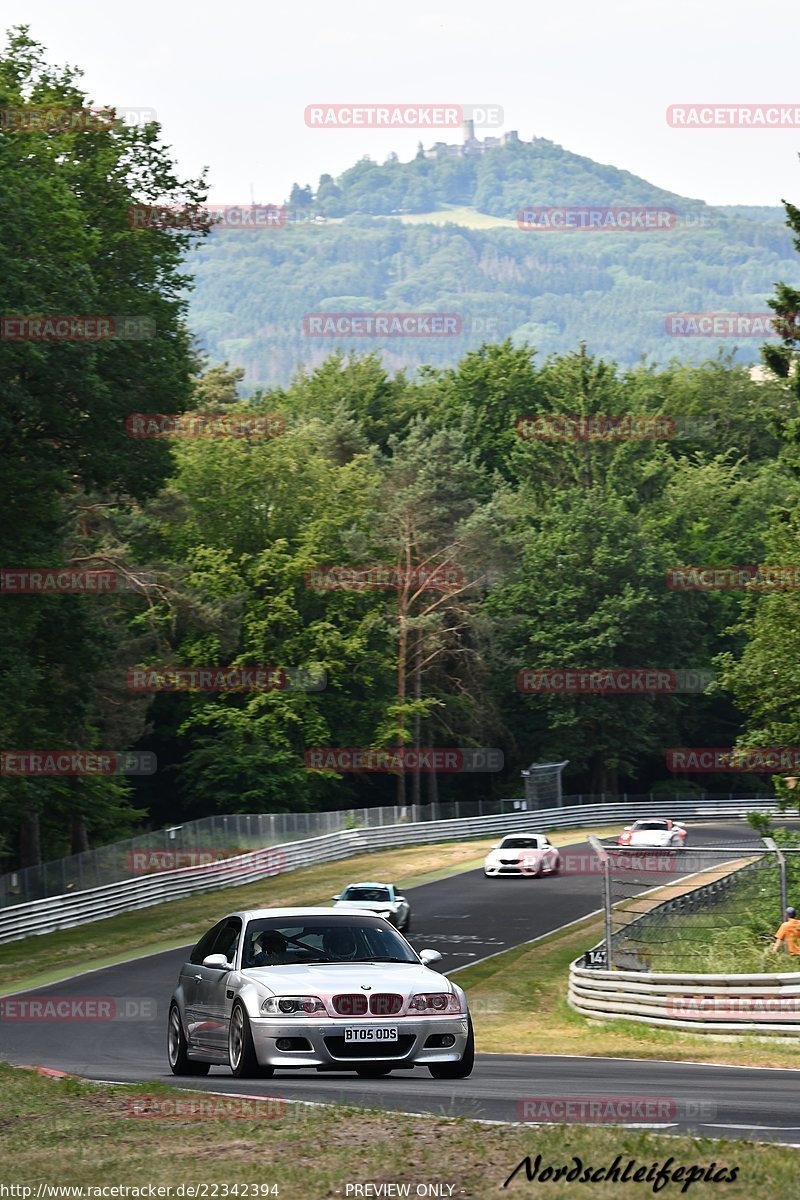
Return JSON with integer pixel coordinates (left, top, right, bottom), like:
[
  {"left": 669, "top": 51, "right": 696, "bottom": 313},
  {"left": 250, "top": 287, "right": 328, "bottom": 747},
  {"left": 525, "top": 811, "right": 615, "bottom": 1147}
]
[
  {"left": 419, "top": 949, "right": 443, "bottom": 968},
  {"left": 395, "top": 896, "right": 406, "bottom": 903},
  {"left": 202, "top": 953, "right": 231, "bottom": 970},
  {"left": 623, "top": 826, "right": 633, "bottom": 831},
  {"left": 332, "top": 895, "right": 341, "bottom": 901},
  {"left": 490, "top": 843, "right": 501, "bottom": 849}
]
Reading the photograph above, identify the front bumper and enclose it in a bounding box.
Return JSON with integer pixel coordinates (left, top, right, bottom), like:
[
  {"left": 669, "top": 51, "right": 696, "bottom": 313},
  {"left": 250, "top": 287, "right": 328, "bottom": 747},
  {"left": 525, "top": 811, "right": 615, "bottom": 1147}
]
[
  {"left": 249, "top": 1015, "right": 469, "bottom": 1068},
  {"left": 484, "top": 860, "right": 546, "bottom": 875}
]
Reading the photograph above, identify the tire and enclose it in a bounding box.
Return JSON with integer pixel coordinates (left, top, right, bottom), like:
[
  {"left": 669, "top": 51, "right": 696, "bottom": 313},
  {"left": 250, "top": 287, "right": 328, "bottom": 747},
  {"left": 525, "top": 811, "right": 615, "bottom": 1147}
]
[
  {"left": 550, "top": 859, "right": 560, "bottom": 874},
  {"left": 428, "top": 1016, "right": 474, "bottom": 1079},
  {"left": 229, "top": 1001, "right": 273, "bottom": 1079},
  {"left": 355, "top": 1065, "right": 393, "bottom": 1077},
  {"left": 402, "top": 915, "right": 411, "bottom": 933},
  {"left": 168, "top": 1003, "right": 210, "bottom": 1076}
]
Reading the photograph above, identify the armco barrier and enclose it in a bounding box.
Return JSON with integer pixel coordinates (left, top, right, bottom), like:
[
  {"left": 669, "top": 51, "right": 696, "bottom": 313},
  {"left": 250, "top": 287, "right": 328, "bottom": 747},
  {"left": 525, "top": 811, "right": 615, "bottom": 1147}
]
[
  {"left": 0, "top": 797, "right": 779, "bottom": 944},
  {"left": 568, "top": 961, "right": 800, "bottom": 1037}
]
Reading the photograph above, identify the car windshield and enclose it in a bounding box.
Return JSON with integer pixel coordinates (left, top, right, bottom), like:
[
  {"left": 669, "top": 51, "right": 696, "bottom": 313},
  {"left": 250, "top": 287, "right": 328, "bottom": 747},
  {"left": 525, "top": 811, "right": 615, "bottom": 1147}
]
[
  {"left": 341, "top": 887, "right": 392, "bottom": 902},
  {"left": 500, "top": 837, "right": 541, "bottom": 848},
  {"left": 633, "top": 821, "right": 668, "bottom": 830},
  {"left": 242, "top": 916, "right": 417, "bottom": 967}
]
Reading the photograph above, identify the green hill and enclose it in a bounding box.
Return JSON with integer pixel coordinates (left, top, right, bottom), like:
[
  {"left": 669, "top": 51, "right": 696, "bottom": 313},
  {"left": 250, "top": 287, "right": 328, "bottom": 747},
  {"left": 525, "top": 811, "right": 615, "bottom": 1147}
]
[{"left": 186, "top": 139, "right": 796, "bottom": 387}]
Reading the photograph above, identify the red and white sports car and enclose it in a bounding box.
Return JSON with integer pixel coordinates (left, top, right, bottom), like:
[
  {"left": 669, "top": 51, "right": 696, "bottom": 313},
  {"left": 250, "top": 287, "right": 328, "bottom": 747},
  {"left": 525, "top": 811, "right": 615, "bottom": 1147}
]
[{"left": 617, "top": 819, "right": 687, "bottom": 850}]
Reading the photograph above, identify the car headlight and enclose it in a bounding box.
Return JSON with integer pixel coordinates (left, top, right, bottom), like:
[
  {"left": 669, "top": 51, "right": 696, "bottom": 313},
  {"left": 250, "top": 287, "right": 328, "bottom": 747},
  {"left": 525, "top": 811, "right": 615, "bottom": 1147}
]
[
  {"left": 409, "top": 992, "right": 463, "bottom": 1015},
  {"left": 260, "top": 995, "right": 326, "bottom": 1016}
]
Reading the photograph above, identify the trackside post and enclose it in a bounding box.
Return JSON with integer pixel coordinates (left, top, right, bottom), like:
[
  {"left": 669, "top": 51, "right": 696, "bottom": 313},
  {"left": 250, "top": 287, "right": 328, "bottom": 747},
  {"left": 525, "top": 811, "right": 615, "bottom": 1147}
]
[
  {"left": 587, "top": 834, "right": 613, "bottom": 968},
  {"left": 763, "top": 836, "right": 787, "bottom": 925}
]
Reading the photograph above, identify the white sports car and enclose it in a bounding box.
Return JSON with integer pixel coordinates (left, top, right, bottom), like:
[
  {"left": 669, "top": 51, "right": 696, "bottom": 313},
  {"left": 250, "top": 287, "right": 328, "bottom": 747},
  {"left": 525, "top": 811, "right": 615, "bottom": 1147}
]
[
  {"left": 168, "top": 907, "right": 473, "bottom": 1080},
  {"left": 483, "top": 833, "right": 560, "bottom": 877},
  {"left": 332, "top": 881, "right": 411, "bottom": 931},
  {"left": 617, "top": 818, "right": 687, "bottom": 850}
]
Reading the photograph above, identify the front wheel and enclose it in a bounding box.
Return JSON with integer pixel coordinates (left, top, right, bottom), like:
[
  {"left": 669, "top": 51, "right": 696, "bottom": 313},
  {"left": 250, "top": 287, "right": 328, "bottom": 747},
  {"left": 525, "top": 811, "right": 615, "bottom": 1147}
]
[
  {"left": 428, "top": 1016, "right": 474, "bottom": 1079},
  {"left": 402, "top": 915, "right": 411, "bottom": 933},
  {"left": 168, "top": 1004, "right": 210, "bottom": 1076},
  {"left": 229, "top": 1002, "right": 273, "bottom": 1079}
]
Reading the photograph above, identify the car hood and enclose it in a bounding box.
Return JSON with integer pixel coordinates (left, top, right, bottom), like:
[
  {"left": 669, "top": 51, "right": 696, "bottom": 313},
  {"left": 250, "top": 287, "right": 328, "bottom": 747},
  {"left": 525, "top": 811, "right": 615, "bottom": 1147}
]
[
  {"left": 625, "top": 831, "right": 671, "bottom": 844},
  {"left": 241, "top": 961, "right": 446, "bottom": 995},
  {"left": 487, "top": 847, "right": 544, "bottom": 858}
]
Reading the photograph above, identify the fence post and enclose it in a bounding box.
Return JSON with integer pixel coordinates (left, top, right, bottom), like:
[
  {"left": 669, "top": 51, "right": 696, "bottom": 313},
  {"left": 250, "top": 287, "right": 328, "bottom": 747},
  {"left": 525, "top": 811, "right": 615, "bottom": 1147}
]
[
  {"left": 763, "top": 837, "right": 787, "bottom": 924},
  {"left": 588, "top": 834, "right": 612, "bottom": 968}
]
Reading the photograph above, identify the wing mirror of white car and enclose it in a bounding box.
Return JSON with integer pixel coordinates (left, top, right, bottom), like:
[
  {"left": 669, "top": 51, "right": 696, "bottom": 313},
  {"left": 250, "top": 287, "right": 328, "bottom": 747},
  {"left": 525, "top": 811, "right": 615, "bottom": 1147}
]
[
  {"left": 419, "top": 949, "right": 443, "bottom": 967},
  {"left": 202, "top": 953, "right": 232, "bottom": 970},
  {"left": 332, "top": 895, "right": 341, "bottom": 901},
  {"left": 395, "top": 896, "right": 406, "bottom": 903}
]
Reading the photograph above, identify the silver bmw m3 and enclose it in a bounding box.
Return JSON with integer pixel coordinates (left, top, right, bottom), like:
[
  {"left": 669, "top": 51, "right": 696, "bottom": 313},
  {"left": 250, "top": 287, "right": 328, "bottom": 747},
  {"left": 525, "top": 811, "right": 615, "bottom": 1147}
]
[{"left": 167, "top": 907, "right": 474, "bottom": 1079}]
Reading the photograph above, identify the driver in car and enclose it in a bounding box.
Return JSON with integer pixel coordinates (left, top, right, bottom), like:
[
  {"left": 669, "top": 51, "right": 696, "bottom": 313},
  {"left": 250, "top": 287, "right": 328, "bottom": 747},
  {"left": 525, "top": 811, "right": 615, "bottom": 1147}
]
[
  {"left": 322, "top": 926, "right": 359, "bottom": 960},
  {"left": 251, "top": 929, "right": 288, "bottom": 966}
]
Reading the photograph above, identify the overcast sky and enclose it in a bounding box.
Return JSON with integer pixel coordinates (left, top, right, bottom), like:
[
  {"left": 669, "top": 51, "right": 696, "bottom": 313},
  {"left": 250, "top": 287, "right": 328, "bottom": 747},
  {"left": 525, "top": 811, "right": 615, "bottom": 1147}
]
[{"left": 5, "top": 0, "right": 800, "bottom": 207}]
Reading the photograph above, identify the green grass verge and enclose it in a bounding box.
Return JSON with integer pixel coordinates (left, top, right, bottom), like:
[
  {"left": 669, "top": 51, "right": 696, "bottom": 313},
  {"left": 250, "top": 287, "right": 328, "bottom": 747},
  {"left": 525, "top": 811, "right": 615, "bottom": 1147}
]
[
  {"left": 456, "top": 913, "right": 800, "bottom": 1070},
  {"left": 1, "top": 1063, "right": 793, "bottom": 1197},
  {"left": 0, "top": 827, "right": 621, "bottom": 996}
]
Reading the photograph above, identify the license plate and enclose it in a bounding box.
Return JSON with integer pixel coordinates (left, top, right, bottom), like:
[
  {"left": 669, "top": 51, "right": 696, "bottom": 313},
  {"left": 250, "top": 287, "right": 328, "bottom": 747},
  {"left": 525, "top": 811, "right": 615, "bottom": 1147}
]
[{"left": 343, "top": 1025, "right": 399, "bottom": 1043}]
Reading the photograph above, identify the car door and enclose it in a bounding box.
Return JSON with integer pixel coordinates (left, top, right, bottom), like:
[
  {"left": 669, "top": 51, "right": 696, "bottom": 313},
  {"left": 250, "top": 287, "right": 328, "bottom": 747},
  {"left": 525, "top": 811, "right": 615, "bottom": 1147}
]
[
  {"left": 192, "top": 917, "right": 242, "bottom": 1053},
  {"left": 183, "top": 921, "right": 226, "bottom": 1044}
]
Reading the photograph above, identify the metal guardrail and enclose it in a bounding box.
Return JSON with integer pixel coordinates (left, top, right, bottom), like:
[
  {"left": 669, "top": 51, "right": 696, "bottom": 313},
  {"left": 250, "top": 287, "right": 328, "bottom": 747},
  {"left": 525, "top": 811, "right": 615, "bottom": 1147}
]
[
  {"left": 568, "top": 961, "right": 800, "bottom": 1036},
  {"left": 0, "top": 796, "right": 780, "bottom": 945},
  {"left": 0, "top": 791, "right": 773, "bottom": 908}
]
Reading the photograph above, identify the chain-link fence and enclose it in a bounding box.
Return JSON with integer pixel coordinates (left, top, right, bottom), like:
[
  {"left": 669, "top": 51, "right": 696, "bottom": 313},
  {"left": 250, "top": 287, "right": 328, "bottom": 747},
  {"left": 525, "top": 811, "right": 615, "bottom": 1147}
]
[
  {"left": 0, "top": 791, "right": 776, "bottom": 909},
  {"left": 586, "top": 834, "right": 800, "bottom": 972}
]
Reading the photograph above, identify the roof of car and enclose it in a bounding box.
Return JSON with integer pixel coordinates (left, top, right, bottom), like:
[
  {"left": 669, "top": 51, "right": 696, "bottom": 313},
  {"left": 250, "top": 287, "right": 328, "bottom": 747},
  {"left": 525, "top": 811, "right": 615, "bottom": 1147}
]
[
  {"left": 230, "top": 907, "right": 386, "bottom": 921},
  {"left": 343, "top": 881, "right": 391, "bottom": 888}
]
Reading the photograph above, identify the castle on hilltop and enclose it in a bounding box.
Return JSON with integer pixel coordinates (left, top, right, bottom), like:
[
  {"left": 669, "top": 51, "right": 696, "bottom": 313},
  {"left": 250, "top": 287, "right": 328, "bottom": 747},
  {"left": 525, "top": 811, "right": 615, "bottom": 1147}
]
[{"left": 424, "top": 120, "right": 536, "bottom": 158}]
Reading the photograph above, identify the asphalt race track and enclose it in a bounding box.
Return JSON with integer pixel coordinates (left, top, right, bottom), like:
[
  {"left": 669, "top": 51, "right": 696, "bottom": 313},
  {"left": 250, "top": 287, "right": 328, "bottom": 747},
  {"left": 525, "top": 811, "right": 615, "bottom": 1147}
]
[{"left": 2, "top": 821, "right": 799, "bottom": 1145}]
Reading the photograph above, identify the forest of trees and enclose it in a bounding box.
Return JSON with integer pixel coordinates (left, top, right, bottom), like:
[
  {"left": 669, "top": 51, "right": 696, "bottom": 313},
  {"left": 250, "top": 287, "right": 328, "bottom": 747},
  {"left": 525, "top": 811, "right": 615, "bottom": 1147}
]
[
  {"left": 4, "top": 29, "right": 800, "bottom": 869},
  {"left": 189, "top": 201, "right": 796, "bottom": 388}
]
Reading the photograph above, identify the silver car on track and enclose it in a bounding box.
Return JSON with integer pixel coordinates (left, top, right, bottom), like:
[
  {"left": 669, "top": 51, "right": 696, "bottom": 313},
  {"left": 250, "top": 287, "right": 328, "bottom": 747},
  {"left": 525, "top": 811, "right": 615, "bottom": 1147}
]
[{"left": 168, "top": 907, "right": 474, "bottom": 1080}]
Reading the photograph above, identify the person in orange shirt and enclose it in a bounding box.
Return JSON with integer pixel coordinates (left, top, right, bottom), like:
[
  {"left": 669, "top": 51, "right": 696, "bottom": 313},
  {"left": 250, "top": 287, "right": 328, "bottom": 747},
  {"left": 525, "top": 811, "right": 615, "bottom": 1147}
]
[{"left": 772, "top": 907, "right": 800, "bottom": 955}]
